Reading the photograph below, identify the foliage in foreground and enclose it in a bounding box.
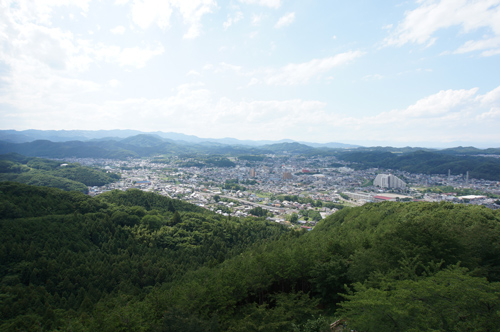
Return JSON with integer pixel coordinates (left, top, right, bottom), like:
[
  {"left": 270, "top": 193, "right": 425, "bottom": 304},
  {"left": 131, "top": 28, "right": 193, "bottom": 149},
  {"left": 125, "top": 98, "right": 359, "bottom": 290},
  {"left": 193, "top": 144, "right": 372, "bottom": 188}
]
[{"left": 1, "top": 182, "right": 500, "bottom": 331}]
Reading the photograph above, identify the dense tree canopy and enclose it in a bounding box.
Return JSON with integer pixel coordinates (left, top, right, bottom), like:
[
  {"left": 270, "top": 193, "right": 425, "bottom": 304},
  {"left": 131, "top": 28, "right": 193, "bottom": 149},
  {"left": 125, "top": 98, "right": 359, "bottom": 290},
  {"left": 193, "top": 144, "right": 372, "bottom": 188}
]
[
  {"left": 0, "top": 183, "right": 291, "bottom": 331},
  {"left": 1, "top": 183, "right": 500, "bottom": 331},
  {"left": 0, "top": 153, "right": 120, "bottom": 193}
]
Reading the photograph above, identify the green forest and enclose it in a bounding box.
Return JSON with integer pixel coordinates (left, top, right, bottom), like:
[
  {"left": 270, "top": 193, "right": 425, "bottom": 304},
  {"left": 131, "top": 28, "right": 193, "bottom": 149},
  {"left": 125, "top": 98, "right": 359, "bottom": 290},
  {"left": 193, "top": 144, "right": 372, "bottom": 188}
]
[
  {"left": 1, "top": 182, "right": 500, "bottom": 331},
  {"left": 338, "top": 150, "right": 500, "bottom": 181},
  {"left": 0, "top": 153, "right": 120, "bottom": 193},
  {"left": 0, "top": 136, "right": 314, "bottom": 159}
]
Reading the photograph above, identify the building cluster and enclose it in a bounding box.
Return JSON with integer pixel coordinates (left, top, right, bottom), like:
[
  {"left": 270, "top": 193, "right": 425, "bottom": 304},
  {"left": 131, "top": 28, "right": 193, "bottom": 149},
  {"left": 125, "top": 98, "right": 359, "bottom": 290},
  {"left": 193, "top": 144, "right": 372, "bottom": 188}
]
[{"left": 58, "top": 154, "right": 500, "bottom": 225}]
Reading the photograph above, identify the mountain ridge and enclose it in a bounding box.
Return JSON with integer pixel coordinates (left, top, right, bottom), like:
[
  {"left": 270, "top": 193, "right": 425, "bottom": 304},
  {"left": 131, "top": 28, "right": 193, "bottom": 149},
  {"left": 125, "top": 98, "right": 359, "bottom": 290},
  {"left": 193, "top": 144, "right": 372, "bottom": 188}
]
[{"left": 0, "top": 129, "right": 360, "bottom": 149}]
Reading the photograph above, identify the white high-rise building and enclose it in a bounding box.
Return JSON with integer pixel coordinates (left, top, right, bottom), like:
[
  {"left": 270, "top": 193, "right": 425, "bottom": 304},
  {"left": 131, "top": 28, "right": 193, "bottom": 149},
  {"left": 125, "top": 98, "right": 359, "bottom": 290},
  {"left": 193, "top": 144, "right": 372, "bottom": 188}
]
[{"left": 373, "top": 174, "right": 406, "bottom": 189}]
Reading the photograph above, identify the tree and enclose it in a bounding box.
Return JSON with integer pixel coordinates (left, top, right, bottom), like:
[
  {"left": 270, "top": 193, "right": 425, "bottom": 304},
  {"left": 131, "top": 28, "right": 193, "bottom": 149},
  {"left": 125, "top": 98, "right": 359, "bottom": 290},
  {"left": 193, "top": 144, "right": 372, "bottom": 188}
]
[
  {"left": 141, "top": 215, "right": 163, "bottom": 230},
  {"left": 249, "top": 206, "right": 267, "bottom": 217},
  {"left": 111, "top": 211, "right": 140, "bottom": 226},
  {"left": 339, "top": 265, "right": 500, "bottom": 332},
  {"left": 338, "top": 193, "right": 349, "bottom": 200},
  {"left": 170, "top": 211, "right": 182, "bottom": 226},
  {"left": 167, "top": 200, "right": 176, "bottom": 212},
  {"left": 157, "top": 307, "right": 219, "bottom": 332}
]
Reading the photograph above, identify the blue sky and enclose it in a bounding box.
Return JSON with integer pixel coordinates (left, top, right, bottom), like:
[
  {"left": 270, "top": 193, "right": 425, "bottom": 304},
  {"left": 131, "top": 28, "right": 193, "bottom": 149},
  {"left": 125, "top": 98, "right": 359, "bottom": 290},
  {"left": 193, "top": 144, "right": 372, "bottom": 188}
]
[{"left": 1, "top": 0, "right": 500, "bottom": 147}]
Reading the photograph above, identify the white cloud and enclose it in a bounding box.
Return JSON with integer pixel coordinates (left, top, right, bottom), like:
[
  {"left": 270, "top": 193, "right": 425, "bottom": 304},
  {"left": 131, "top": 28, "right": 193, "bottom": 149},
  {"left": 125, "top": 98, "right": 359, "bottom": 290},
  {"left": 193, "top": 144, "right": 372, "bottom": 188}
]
[
  {"left": 116, "top": 45, "right": 164, "bottom": 67},
  {"left": 477, "top": 85, "right": 500, "bottom": 105},
  {"left": 0, "top": 0, "right": 166, "bottom": 130},
  {"left": 239, "top": 0, "right": 281, "bottom": 9},
  {"left": 2, "top": 83, "right": 330, "bottom": 141},
  {"left": 481, "top": 48, "right": 500, "bottom": 56},
  {"left": 251, "top": 13, "right": 264, "bottom": 25},
  {"left": 362, "top": 74, "right": 383, "bottom": 81},
  {"left": 0, "top": 57, "right": 101, "bottom": 126},
  {"left": 130, "top": 0, "right": 173, "bottom": 30},
  {"left": 223, "top": 11, "right": 244, "bottom": 29},
  {"left": 3, "top": 70, "right": 500, "bottom": 143},
  {"left": 336, "top": 88, "right": 478, "bottom": 129},
  {"left": 175, "top": 0, "right": 217, "bottom": 39},
  {"left": 1, "top": 0, "right": 498, "bottom": 146},
  {"left": 216, "top": 62, "right": 244, "bottom": 73},
  {"left": 248, "top": 77, "right": 260, "bottom": 86},
  {"left": 0, "top": 2, "right": 164, "bottom": 73},
  {"left": 0, "top": 4, "right": 91, "bottom": 72},
  {"left": 274, "top": 12, "right": 295, "bottom": 28},
  {"left": 392, "top": 88, "right": 478, "bottom": 119},
  {"left": 93, "top": 43, "right": 164, "bottom": 68},
  {"left": 477, "top": 106, "right": 500, "bottom": 120},
  {"left": 129, "top": 0, "right": 216, "bottom": 38},
  {"left": 6, "top": 0, "right": 92, "bottom": 26},
  {"left": 454, "top": 36, "right": 500, "bottom": 56},
  {"left": 111, "top": 25, "right": 126, "bottom": 34},
  {"left": 326, "top": 86, "right": 500, "bottom": 144},
  {"left": 263, "top": 51, "right": 365, "bottom": 85},
  {"left": 187, "top": 70, "right": 201, "bottom": 76},
  {"left": 205, "top": 51, "right": 364, "bottom": 85},
  {"left": 385, "top": 0, "right": 500, "bottom": 55},
  {"left": 109, "top": 79, "right": 121, "bottom": 87}
]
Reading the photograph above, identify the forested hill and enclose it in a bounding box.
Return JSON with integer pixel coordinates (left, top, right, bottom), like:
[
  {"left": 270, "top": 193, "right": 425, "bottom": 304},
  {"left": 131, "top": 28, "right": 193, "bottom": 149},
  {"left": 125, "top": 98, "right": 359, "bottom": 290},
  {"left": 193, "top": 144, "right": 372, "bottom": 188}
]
[
  {"left": 0, "top": 183, "right": 291, "bottom": 331},
  {"left": 0, "top": 153, "right": 120, "bottom": 193},
  {"left": 2, "top": 182, "right": 500, "bottom": 331},
  {"left": 0, "top": 136, "right": 316, "bottom": 158},
  {"left": 338, "top": 149, "right": 500, "bottom": 181}
]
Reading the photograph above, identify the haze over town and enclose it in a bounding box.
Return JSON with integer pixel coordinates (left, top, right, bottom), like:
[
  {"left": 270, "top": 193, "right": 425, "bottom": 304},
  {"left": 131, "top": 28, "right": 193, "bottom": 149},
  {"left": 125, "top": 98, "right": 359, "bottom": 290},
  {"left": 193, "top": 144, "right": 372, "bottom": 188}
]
[{"left": 1, "top": 0, "right": 500, "bottom": 148}]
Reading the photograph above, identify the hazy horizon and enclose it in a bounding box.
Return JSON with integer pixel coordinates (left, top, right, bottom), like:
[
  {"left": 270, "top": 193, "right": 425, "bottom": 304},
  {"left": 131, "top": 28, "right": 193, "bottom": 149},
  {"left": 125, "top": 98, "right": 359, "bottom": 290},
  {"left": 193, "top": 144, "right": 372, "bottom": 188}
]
[{"left": 2, "top": 128, "right": 499, "bottom": 150}]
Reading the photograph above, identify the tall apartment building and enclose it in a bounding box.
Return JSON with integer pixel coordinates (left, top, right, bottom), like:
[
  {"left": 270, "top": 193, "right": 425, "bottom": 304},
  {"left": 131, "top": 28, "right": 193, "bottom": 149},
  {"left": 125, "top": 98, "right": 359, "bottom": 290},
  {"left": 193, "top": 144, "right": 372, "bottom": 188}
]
[{"left": 373, "top": 174, "right": 406, "bottom": 189}]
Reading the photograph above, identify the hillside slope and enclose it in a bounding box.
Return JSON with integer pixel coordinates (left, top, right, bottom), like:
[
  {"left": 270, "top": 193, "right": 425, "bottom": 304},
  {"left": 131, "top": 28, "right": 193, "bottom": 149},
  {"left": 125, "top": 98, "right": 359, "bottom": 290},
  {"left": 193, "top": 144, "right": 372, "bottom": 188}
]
[
  {"left": 1, "top": 185, "right": 500, "bottom": 331},
  {"left": 0, "top": 153, "right": 120, "bottom": 193}
]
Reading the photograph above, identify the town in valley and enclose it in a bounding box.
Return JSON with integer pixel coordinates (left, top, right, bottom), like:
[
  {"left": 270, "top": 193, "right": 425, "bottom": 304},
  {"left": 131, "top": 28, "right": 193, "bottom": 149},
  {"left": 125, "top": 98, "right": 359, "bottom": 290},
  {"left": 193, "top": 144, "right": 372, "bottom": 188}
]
[{"left": 55, "top": 153, "right": 500, "bottom": 229}]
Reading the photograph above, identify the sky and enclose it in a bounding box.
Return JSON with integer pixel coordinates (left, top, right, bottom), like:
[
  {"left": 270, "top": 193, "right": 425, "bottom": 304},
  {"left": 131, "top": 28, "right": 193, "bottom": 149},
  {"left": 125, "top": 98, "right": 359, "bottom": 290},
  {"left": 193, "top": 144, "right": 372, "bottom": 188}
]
[{"left": 1, "top": 0, "right": 500, "bottom": 148}]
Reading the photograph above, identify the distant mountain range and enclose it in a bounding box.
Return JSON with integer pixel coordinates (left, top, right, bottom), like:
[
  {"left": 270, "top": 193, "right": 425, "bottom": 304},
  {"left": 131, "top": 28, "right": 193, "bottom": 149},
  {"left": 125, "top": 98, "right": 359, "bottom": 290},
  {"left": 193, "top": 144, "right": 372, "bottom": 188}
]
[
  {"left": 0, "top": 129, "right": 360, "bottom": 149},
  {"left": 1, "top": 129, "right": 499, "bottom": 161},
  {"left": 2, "top": 130, "right": 500, "bottom": 180},
  {"left": 0, "top": 133, "right": 332, "bottom": 159}
]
